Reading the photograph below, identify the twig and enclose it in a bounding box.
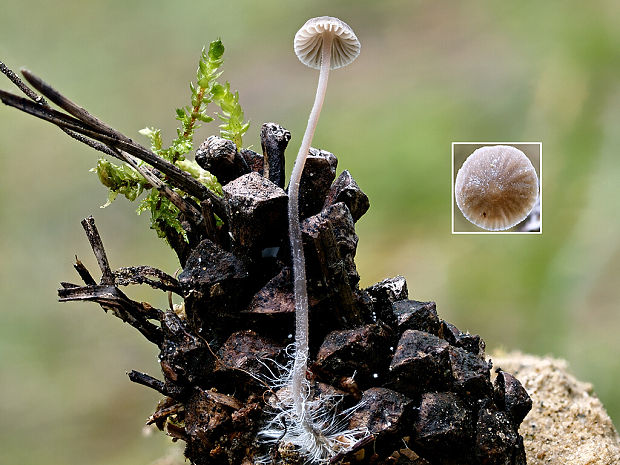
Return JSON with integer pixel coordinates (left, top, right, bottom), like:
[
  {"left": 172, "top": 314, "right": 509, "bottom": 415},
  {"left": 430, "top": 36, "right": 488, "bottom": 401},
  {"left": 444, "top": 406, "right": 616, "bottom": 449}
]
[
  {"left": 60, "top": 282, "right": 80, "bottom": 289},
  {"left": 60, "top": 220, "right": 166, "bottom": 345},
  {"left": 114, "top": 266, "right": 181, "bottom": 293},
  {"left": 127, "top": 370, "right": 168, "bottom": 395},
  {"left": 3, "top": 61, "right": 204, "bottom": 220},
  {"left": 17, "top": 70, "right": 199, "bottom": 220},
  {"left": 200, "top": 199, "right": 218, "bottom": 241},
  {"left": 66, "top": 130, "right": 127, "bottom": 162},
  {"left": 58, "top": 284, "right": 163, "bottom": 345},
  {"left": 21, "top": 68, "right": 118, "bottom": 136},
  {"left": 0, "top": 86, "right": 226, "bottom": 217},
  {"left": 81, "top": 216, "right": 115, "bottom": 285},
  {"left": 74, "top": 256, "right": 96, "bottom": 285},
  {"left": 1, "top": 61, "right": 128, "bottom": 163},
  {"left": 21, "top": 69, "right": 226, "bottom": 215},
  {"left": 168, "top": 267, "right": 182, "bottom": 312},
  {"left": 146, "top": 402, "right": 183, "bottom": 426},
  {"left": 117, "top": 149, "right": 205, "bottom": 227},
  {"left": 0, "top": 61, "right": 46, "bottom": 104}
]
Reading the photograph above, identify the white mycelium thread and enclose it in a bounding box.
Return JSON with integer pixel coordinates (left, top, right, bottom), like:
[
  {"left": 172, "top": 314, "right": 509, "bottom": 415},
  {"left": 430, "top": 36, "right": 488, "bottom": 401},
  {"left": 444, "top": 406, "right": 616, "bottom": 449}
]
[
  {"left": 255, "top": 347, "right": 369, "bottom": 465},
  {"left": 455, "top": 145, "right": 539, "bottom": 231}
]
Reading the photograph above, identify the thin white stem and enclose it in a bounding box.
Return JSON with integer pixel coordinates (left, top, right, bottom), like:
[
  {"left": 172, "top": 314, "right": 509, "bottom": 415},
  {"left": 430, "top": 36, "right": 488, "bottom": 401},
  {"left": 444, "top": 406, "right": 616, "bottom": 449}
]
[{"left": 289, "top": 34, "right": 333, "bottom": 417}]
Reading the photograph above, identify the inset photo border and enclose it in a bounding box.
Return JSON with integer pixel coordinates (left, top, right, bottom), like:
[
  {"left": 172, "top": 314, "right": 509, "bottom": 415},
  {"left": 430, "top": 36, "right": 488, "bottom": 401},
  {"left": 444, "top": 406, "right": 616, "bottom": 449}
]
[{"left": 452, "top": 142, "right": 542, "bottom": 234}]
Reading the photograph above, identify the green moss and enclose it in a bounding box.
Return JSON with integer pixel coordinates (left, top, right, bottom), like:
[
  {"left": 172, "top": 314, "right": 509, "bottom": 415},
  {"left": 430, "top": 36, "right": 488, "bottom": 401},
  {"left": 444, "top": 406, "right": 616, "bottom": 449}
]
[{"left": 91, "top": 39, "right": 246, "bottom": 245}]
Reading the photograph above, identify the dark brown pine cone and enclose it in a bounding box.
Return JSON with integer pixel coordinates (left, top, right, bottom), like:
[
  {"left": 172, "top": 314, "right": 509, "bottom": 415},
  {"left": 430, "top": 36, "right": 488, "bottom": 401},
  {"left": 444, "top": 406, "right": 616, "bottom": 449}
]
[{"left": 61, "top": 123, "right": 531, "bottom": 465}]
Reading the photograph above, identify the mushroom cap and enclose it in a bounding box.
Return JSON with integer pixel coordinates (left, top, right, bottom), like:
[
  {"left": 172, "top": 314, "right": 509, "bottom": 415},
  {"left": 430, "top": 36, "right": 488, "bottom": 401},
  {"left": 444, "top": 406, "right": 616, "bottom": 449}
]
[
  {"left": 294, "top": 16, "right": 360, "bottom": 70},
  {"left": 455, "top": 145, "right": 539, "bottom": 231}
]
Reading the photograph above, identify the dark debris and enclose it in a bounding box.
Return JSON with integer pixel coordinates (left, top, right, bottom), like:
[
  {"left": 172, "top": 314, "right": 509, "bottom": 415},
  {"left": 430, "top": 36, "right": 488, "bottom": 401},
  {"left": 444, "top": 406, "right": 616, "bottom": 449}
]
[{"left": 57, "top": 129, "right": 529, "bottom": 465}]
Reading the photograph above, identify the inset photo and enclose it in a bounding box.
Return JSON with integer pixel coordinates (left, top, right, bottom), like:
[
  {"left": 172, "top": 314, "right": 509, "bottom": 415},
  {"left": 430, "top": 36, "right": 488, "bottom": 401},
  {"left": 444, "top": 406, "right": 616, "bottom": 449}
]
[{"left": 452, "top": 142, "right": 542, "bottom": 234}]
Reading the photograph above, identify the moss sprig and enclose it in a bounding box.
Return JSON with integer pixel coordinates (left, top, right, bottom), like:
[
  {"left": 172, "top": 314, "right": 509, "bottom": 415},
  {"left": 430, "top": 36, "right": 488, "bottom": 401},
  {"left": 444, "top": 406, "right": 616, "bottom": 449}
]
[
  {"left": 137, "top": 189, "right": 188, "bottom": 242},
  {"left": 91, "top": 39, "right": 247, "bottom": 246},
  {"left": 158, "top": 40, "right": 224, "bottom": 164},
  {"left": 91, "top": 158, "right": 149, "bottom": 208},
  {"left": 212, "top": 82, "right": 249, "bottom": 149}
]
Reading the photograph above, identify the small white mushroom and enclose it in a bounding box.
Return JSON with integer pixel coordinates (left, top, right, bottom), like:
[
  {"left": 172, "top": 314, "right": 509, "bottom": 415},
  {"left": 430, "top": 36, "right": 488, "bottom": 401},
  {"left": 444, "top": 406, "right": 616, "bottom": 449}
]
[
  {"left": 288, "top": 16, "right": 360, "bottom": 418},
  {"left": 294, "top": 16, "right": 361, "bottom": 70},
  {"left": 455, "top": 145, "right": 539, "bottom": 231}
]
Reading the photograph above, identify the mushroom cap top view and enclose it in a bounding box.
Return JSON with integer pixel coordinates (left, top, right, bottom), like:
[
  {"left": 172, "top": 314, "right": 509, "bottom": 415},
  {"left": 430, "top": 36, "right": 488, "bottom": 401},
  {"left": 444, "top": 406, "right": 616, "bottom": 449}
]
[
  {"left": 455, "top": 145, "right": 539, "bottom": 231},
  {"left": 294, "top": 16, "right": 361, "bottom": 70}
]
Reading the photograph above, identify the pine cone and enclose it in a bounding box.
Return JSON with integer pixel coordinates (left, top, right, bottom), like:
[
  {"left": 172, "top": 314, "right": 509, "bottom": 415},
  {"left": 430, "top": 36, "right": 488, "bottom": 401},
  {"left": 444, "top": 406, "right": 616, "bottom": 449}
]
[{"left": 63, "top": 124, "right": 531, "bottom": 465}]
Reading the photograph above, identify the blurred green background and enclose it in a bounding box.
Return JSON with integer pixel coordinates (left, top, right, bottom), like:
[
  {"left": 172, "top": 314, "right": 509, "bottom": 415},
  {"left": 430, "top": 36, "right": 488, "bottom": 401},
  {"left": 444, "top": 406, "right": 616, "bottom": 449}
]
[{"left": 1, "top": 1, "right": 619, "bottom": 464}]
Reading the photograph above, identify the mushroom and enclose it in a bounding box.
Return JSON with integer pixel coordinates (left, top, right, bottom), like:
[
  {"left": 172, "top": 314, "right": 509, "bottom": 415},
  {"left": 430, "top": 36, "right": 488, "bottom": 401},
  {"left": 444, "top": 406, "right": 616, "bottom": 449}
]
[
  {"left": 455, "top": 145, "right": 539, "bottom": 231},
  {"left": 288, "top": 17, "right": 360, "bottom": 415}
]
